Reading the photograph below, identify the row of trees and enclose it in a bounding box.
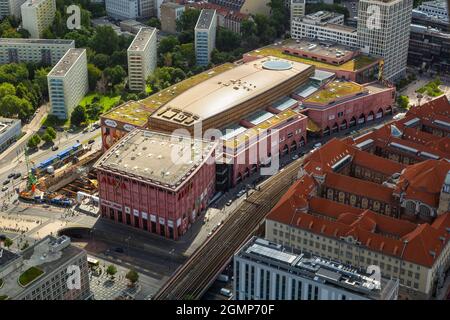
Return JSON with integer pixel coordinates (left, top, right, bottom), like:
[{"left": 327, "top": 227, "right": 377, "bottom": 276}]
[{"left": 27, "top": 127, "right": 57, "bottom": 149}]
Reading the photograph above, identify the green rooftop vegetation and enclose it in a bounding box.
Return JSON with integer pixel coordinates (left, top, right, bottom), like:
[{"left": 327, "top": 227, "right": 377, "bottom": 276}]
[
  {"left": 103, "top": 63, "right": 235, "bottom": 126},
  {"left": 305, "top": 80, "right": 364, "bottom": 104},
  {"left": 18, "top": 266, "right": 44, "bottom": 287},
  {"left": 247, "top": 45, "right": 378, "bottom": 72}
]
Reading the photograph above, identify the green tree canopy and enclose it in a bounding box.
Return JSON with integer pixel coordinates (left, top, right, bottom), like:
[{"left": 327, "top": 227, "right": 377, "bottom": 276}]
[
  {"left": 0, "top": 83, "right": 16, "bottom": 98},
  {"left": 87, "top": 64, "right": 102, "bottom": 91},
  {"left": 90, "top": 25, "right": 119, "bottom": 55},
  {"left": 70, "top": 105, "right": 87, "bottom": 127}
]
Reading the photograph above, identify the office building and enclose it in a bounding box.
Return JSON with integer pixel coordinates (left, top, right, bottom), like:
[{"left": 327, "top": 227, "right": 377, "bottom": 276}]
[
  {"left": 48, "top": 48, "right": 88, "bottom": 120},
  {"left": 357, "top": 0, "right": 413, "bottom": 81},
  {"left": 416, "top": 0, "right": 448, "bottom": 21},
  {"left": 105, "top": 0, "right": 155, "bottom": 20},
  {"left": 408, "top": 24, "right": 450, "bottom": 74},
  {"left": 0, "top": 0, "right": 26, "bottom": 19},
  {"left": 290, "top": 0, "right": 306, "bottom": 21},
  {"left": 0, "top": 38, "right": 74, "bottom": 65},
  {"left": 0, "top": 117, "right": 21, "bottom": 154},
  {"left": 94, "top": 129, "right": 217, "bottom": 240},
  {"left": 20, "top": 0, "right": 56, "bottom": 39},
  {"left": 291, "top": 11, "right": 358, "bottom": 48},
  {"left": 0, "top": 236, "right": 91, "bottom": 300},
  {"left": 234, "top": 237, "right": 399, "bottom": 300},
  {"left": 160, "top": 2, "right": 185, "bottom": 34},
  {"left": 127, "top": 27, "right": 157, "bottom": 92},
  {"left": 195, "top": 9, "right": 217, "bottom": 66},
  {"left": 119, "top": 19, "right": 148, "bottom": 34}
]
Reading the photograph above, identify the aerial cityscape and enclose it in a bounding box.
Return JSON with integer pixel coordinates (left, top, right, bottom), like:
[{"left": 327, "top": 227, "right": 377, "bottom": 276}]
[{"left": 0, "top": 0, "right": 449, "bottom": 306}]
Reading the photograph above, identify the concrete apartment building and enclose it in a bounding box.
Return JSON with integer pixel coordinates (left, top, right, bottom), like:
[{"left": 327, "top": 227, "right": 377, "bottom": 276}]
[
  {"left": 0, "top": 38, "right": 74, "bottom": 65},
  {"left": 357, "top": 0, "right": 414, "bottom": 81},
  {"left": 0, "top": 0, "right": 26, "bottom": 19},
  {"left": 105, "top": 0, "right": 155, "bottom": 20},
  {"left": 234, "top": 237, "right": 399, "bottom": 300},
  {"left": 0, "top": 117, "right": 21, "bottom": 154},
  {"left": 290, "top": 0, "right": 306, "bottom": 21},
  {"left": 0, "top": 236, "right": 91, "bottom": 300},
  {"left": 127, "top": 27, "right": 157, "bottom": 92},
  {"left": 21, "top": 0, "right": 56, "bottom": 39},
  {"left": 208, "top": 0, "right": 271, "bottom": 16},
  {"left": 160, "top": 1, "right": 185, "bottom": 34},
  {"left": 48, "top": 48, "right": 88, "bottom": 120},
  {"left": 195, "top": 9, "right": 217, "bottom": 66},
  {"left": 291, "top": 11, "right": 358, "bottom": 48}
]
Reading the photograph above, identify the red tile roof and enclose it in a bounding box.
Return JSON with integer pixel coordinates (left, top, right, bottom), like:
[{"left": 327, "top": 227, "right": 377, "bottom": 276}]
[
  {"left": 408, "top": 95, "right": 450, "bottom": 120},
  {"left": 324, "top": 171, "right": 394, "bottom": 203},
  {"left": 268, "top": 195, "right": 450, "bottom": 267},
  {"left": 396, "top": 159, "right": 450, "bottom": 207}
]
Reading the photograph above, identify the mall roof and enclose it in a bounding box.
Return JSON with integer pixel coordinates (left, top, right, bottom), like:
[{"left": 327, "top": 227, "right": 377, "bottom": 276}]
[
  {"left": 304, "top": 80, "right": 365, "bottom": 105},
  {"left": 152, "top": 56, "right": 312, "bottom": 123},
  {"left": 94, "top": 129, "right": 217, "bottom": 191}
]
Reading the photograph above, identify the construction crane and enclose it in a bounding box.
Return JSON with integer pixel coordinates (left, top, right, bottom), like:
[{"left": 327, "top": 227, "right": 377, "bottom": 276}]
[{"left": 24, "top": 148, "right": 38, "bottom": 192}]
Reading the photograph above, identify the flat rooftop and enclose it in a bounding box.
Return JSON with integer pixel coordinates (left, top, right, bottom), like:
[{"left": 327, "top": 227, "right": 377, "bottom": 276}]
[
  {"left": 48, "top": 48, "right": 85, "bottom": 77},
  {"left": 285, "top": 39, "right": 355, "bottom": 60},
  {"left": 102, "top": 63, "right": 236, "bottom": 127},
  {"left": 304, "top": 80, "right": 365, "bottom": 105},
  {"left": 238, "top": 237, "right": 397, "bottom": 300},
  {"left": 153, "top": 56, "right": 312, "bottom": 123},
  {"left": 128, "top": 27, "right": 156, "bottom": 52},
  {"left": 0, "top": 117, "right": 20, "bottom": 136},
  {"left": 94, "top": 129, "right": 217, "bottom": 191},
  {"left": 247, "top": 41, "right": 379, "bottom": 72},
  {"left": 0, "top": 248, "right": 20, "bottom": 269},
  {"left": 196, "top": 9, "right": 216, "bottom": 30},
  {"left": 0, "top": 38, "right": 74, "bottom": 45},
  {"left": 0, "top": 236, "right": 83, "bottom": 299}
]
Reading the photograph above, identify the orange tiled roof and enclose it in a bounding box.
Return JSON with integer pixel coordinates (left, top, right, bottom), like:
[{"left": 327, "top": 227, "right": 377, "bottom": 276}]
[
  {"left": 268, "top": 195, "right": 450, "bottom": 267},
  {"left": 408, "top": 95, "right": 450, "bottom": 119},
  {"left": 324, "top": 171, "right": 394, "bottom": 203},
  {"left": 396, "top": 159, "right": 450, "bottom": 207}
]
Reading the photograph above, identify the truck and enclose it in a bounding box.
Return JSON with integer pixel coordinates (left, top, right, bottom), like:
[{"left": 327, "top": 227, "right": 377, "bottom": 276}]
[{"left": 217, "top": 274, "right": 229, "bottom": 282}]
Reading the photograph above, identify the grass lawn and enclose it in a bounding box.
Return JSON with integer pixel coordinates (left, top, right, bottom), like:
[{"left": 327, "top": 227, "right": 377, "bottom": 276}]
[
  {"left": 416, "top": 79, "right": 443, "bottom": 97},
  {"left": 79, "top": 93, "right": 121, "bottom": 113},
  {"left": 18, "top": 266, "right": 44, "bottom": 287},
  {"left": 41, "top": 115, "right": 70, "bottom": 129}
]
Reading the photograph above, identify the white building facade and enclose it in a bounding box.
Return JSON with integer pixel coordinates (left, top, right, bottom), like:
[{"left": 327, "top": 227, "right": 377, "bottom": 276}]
[
  {"left": 0, "top": 38, "right": 74, "bottom": 65},
  {"left": 234, "top": 237, "right": 400, "bottom": 300},
  {"left": 20, "top": 0, "right": 56, "bottom": 39},
  {"left": 195, "top": 9, "right": 217, "bottom": 66},
  {"left": 48, "top": 48, "right": 88, "bottom": 120},
  {"left": 105, "top": 0, "right": 155, "bottom": 20},
  {"left": 0, "top": 0, "right": 26, "bottom": 19},
  {"left": 127, "top": 27, "right": 157, "bottom": 92},
  {"left": 0, "top": 118, "right": 21, "bottom": 154}
]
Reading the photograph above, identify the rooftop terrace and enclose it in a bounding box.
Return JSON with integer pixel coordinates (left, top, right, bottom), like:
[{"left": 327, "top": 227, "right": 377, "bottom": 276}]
[
  {"left": 48, "top": 48, "right": 85, "bottom": 77},
  {"left": 128, "top": 27, "right": 156, "bottom": 52},
  {"left": 304, "top": 80, "right": 365, "bottom": 105},
  {"left": 247, "top": 41, "right": 379, "bottom": 72},
  {"left": 94, "top": 129, "right": 217, "bottom": 191}
]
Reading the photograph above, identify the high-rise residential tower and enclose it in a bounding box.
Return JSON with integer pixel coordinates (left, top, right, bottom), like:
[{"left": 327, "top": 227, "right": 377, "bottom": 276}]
[
  {"left": 195, "top": 9, "right": 217, "bottom": 66},
  {"left": 127, "top": 27, "right": 157, "bottom": 92},
  {"left": 357, "top": 0, "right": 414, "bottom": 81},
  {"left": 20, "top": 0, "right": 56, "bottom": 39}
]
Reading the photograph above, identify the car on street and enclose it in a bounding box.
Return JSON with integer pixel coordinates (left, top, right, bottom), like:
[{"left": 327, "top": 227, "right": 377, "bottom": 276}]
[
  {"left": 13, "top": 173, "right": 22, "bottom": 179},
  {"left": 237, "top": 190, "right": 245, "bottom": 197},
  {"left": 207, "top": 231, "right": 213, "bottom": 237},
  {"left": 313, "top": 142, "right": 322, "bottom": 149},
  {"left": 3, "top": 179, "right": 10, "bottom": 185},
  {"left": 7, "top": 173, "right": 15, "bottom": 179},
  {"left": 292, "top": 154, "right": 299, "bottom": 160},
  {"left": 1, "top": 186, "right": 8, "bottom": 192},
  {"left": 51, "top": 145, "right": 59, "bottom": 151},
  {"left": 226, "top": 199, "right": 233, "bottom": 206},
  {"left": 220, "top": 288, "right": 233, "bottom": 298},
  {"left": 88, "top": 139, "right": 95, "bottom": 144}
]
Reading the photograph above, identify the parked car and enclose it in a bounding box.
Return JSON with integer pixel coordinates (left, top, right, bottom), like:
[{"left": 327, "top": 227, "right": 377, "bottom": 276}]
[
  {"left": 3, "top": 179, "right": 10, "bottom": 185},
  {"left": 217, "top": 274, "right": 229, "bottom": 282},
  {"left": 1, "top": 186, "right": 8, "bottom": 192},
  {"left": 51, "top": 145, "right": 59, "bottom": 151},
  {"left": 313, "top": 142, "right": 322, "bottom": 149},
  {"left": 220, "top": 288, "right": 233, "bottom": 298},
  {"left": 13, "top": 173, "right": 22, "bottom": 179},
  {"left": 292, "top": 154, "right": 299, "bottom": 160},
  {"left": 88, "top": 139, "right": 95, "bottom": 144},
  {"left": 7, "top": 173, "right": 15, "bottom": 179},
  {"left": 226, "top": 199, "right": 233, "bottom": 206}
]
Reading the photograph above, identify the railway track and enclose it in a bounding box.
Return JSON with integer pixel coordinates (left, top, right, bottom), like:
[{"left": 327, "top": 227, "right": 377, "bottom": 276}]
[{"left": 153, "top": 159, "right": 303, "bottom": 300}]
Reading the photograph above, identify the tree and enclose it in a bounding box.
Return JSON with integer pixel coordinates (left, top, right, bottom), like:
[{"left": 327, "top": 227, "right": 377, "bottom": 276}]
[
  {"left": 0, "top": 95, "right": 33, "bottom": 120},
  {"left": 41, "top": 133, "right": 53, "bottom": 144},
  {"left": 87, "top": 64, "right": 102, "bottom": 91},
  {"left": 45, "top": 127, "right": 57, "bottom": 140},
  {"left": 147, "top": 17, "right": 161, "bottom": 29},
  {"left": 241, "top": 19, "right": 257, "bottom": 39},
  {"left": 27, "top": 134, "right": 41, "bottom": 149},
  {"left": 216, "top": 28, "right": 242, "bottom": 52},
  {"left": 176, "top": 8, "right": 201, "bottom": 32},
  {"left": 125, "top": 270, "right": 139, "bottom": 286},
  {"left": 3, "top": 238, "right": 13, "bottom": 248},
  {"left": 92, "top": 53, "right": 110, "bottom": 70},
  {"left": 158, "top": 36, "right": 180, "bottom": 56},
  {"left": 103, "top": 65, "right": 126, "bottom": 86},
  {"left": 90, "top": 25, "right": 119, "bottom": 55},
  {"left": 106, "top": 265, "right": 117, "bottom": 279},
  {"left": 33, "top": 67, "right": 51, "bottom": 98},
  {"left": 0, "top": 63, "right": 29, "bottom": 84},
  {"left": 0, "top": 83, "right": 16, "bottom": 98},
  {"left": 70, "top": 105, "right": 87, "bottom": 127},
  {"left": 397, "top": 95, "right": 410, "bottom": 109}
]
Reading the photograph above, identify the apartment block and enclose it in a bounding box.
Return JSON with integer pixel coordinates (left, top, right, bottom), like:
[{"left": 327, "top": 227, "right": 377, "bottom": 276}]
[
  {"left": 291, "top": 11, "right": 358, "bottom": 48},
  {"left": 0, "top": 38, "right": 74, "bottom": 65},
  {"left": 0, "top": 236, "right": 91, "bottom": 300},
  {"left": 357, "top": 0, "right": 413, "bottom": 81},
  {"left": 21, "top": 0, "right": 56, "bottom": 39},
  {"left": 195, "top": 9, "right": 217, "bottom": 66},
  {"left": 0, "top": 0, "right": 26, "bottom": 19},
  {"left": 160, "top": 1, "right": 185, "bottom": 34},
  {"left": 290, "top": 0, "right": 306, "bottom": 21},
  {"left": 48, "top": 48, "right": 88, "bottom": 120},
  {"left": 105, "top": 0, "right": 155, "bottom": 20},
  {"left": 234, "top": 237, "right": 399, "bottom": 300},
  {"left": 127, "top": 27, "right": 157, "bottom": 92}
]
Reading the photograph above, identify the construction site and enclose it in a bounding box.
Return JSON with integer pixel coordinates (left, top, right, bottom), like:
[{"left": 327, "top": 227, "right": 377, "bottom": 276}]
[{"left": 18, "top": 143, "right": 101, "bottom": 214}]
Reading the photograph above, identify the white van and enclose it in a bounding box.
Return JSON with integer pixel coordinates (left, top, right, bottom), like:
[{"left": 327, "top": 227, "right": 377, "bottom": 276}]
[{"left": 220, "top": 288, "right": 232, "bottom": 298}]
